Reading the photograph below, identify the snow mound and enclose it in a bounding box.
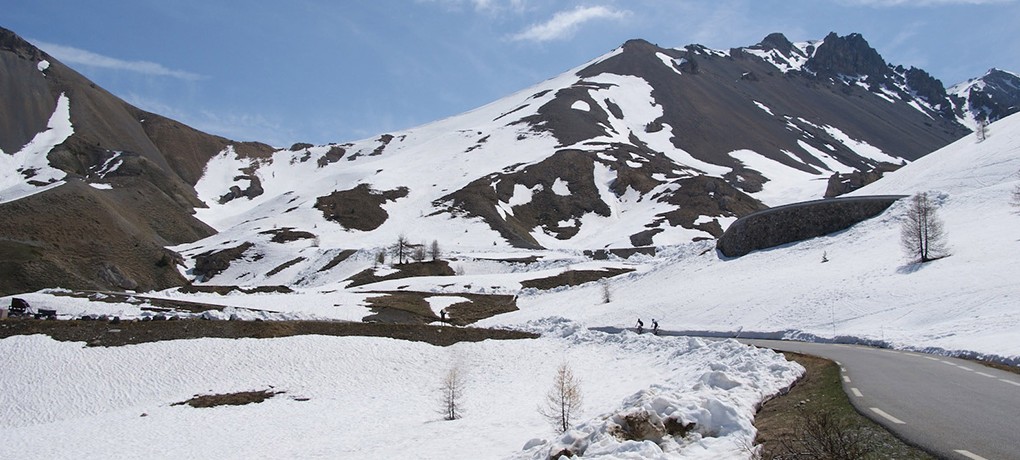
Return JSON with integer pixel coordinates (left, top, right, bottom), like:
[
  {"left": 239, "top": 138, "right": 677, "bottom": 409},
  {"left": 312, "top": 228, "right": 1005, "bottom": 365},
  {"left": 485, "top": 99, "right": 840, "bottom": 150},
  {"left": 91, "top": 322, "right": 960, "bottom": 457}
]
[{"left": 514, "top": 319, "right": 803, "bottom": 459}]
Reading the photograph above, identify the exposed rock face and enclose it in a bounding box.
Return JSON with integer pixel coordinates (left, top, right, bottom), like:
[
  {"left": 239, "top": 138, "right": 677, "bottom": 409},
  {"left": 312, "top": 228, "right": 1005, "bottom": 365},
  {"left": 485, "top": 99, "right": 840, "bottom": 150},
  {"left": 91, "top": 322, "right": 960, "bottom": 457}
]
[
  {"left": 806, "top": 33, "right": 889, "bottom": 85},
  {"left": 573, "top": 35, "right": 967, "bottom": 187},
  {"left": 716, "top": 196, "right": 905, "bottom": 258},
  {"left": 753, "top": 33, "right": 805, "bottom": 60},
  {"left": 953, "top": 69, "right": 1020, "bottom": 123},
  {"left": 315, "top": 184, "right": 409, "bottom": 231},
  {"left": 824, "top": 162, "right": 903, "bottom": 198},
  {"left": 218, "top": 173, "right": 264, "bottom": 204},
  {"left": 902, "top": 67, "right": 955, "bottom": 119},
  {"left": 193, "top": 242, "right": 256, "bottom": 282},
  {"left": 436, "top": 150, "right": 611, "bottom": 248}
]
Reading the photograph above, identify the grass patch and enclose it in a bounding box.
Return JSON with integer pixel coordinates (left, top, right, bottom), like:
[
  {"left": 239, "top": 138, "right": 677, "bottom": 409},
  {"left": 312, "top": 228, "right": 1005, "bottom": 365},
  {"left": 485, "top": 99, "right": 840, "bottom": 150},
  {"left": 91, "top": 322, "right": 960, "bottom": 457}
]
[
  {"left": 520, "top": 268, "right": 634, "bottom": 290},
  {"left": 754, "top": 352, "right": 934, "bottom": 459},
  {"left": 173, "top": 389, "right": 281, "bottom": 408},
  {"left": 0, "top": 318, "right": 536, "bottom": 347},
  {"left": 966, "top": 358, "right": 1020, "bottom": 375}
]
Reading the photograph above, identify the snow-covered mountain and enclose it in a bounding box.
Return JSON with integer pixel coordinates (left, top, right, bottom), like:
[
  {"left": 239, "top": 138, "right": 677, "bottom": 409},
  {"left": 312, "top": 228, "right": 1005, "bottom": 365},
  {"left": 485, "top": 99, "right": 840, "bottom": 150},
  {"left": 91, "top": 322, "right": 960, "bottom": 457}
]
[
  {"left": 1, "top": 25, "right": 1017, "bottom": 294},
  {"left": 950, "top": 68, "right": 1020, "bottom": 129}
]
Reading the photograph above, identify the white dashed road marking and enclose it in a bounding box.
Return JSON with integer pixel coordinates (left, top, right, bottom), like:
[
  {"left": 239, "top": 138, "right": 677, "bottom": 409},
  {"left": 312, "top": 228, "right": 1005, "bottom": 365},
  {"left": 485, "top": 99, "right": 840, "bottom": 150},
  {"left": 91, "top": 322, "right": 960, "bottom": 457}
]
[
  {"left": 975, "top": 372, "right": 996, "bottom": 378},
  {"left": 954, "top": 449, "right": 989, "bottom": 460},
  {"left": 957, "top": 366, "right": 973, "bottom": 372},
  {"left": 1000, "top": 379, "right": 1020, "bottom": 387},
  {"left": 925, "top": 356, "right": 940, "bottom": 361},
  {"left": 870, "top": 407, "right": 906, "bottom": 424},
  {"left": 842, "top": 375, "right": 851, "bottom": 383},
  {"left": 850, "top": 387, "right": 863, "bottom": 397}
]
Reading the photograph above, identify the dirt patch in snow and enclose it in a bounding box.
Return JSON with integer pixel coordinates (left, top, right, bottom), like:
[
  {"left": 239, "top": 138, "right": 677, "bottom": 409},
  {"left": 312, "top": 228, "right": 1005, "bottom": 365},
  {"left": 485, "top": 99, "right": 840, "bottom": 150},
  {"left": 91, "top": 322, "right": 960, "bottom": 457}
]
[
  {"left": 362, "top": 291, "right": 517, "bottom": 325},
  {"left": 192, "top": 242, "right": 256, "bottom": 282},
  {"left": 259, "top": 227, "right": 316, "bottom": 243},
  {"left": 314, "top": 184, "right": 408, "bottom": 231},
  {"left": 520, "top": 268, "right": 634, "bottom": 291},
  {"left": 345, "top": 261, "right": 454, "bottom": 288},
  {"left": 172, "top": 389, "right": 283, "bottom": 408}
]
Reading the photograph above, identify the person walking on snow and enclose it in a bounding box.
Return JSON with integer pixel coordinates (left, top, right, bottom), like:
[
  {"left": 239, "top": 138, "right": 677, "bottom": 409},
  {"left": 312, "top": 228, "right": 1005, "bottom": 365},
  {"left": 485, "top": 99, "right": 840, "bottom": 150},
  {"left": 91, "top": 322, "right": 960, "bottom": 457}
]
[
  {"left": 635, "top": 318, "right": 644, "bottom": 334},
  {"left": 652, "top": 319, "right": 659, "bottom": 335}
]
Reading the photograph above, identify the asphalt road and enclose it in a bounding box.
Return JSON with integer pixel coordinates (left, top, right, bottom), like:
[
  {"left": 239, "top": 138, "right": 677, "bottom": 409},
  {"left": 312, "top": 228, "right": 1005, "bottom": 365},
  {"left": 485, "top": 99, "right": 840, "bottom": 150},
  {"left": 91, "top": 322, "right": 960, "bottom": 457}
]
[{"left": 739, "top": 339, "right": 1020, "bottom": 460}]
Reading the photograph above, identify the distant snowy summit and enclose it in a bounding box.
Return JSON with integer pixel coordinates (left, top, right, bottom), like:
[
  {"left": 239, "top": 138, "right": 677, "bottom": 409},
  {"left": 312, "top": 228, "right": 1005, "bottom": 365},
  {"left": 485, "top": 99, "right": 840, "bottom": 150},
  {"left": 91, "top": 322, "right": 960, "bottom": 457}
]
[{"left": 1, "top": 25, "right": 1019, "bottom": 294}]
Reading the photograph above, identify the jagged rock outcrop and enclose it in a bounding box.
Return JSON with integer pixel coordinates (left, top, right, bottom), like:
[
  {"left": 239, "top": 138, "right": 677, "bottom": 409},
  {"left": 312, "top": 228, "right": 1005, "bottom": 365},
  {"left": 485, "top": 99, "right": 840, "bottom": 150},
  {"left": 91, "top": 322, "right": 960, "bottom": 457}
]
[
  {"left": 952, "top": 69, "right": 1020, "bottom": 124},
  {"left": 824, "top": 162, "right": 903, "bottom": 198}
]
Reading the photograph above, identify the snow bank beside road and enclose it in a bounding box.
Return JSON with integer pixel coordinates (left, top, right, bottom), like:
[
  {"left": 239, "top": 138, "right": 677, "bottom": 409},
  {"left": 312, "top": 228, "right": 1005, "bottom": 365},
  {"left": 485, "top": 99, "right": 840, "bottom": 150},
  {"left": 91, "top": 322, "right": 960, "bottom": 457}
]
[{"left": 0, "top": 319, "right": 800, "bottom": 459}]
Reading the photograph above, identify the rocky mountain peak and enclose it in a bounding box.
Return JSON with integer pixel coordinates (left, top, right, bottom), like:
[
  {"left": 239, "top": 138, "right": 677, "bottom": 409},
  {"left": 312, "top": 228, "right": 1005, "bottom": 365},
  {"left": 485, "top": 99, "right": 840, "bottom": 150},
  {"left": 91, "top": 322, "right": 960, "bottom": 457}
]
[
  {"left": 951, "top": 68, "right": 1020, "bottom": 124},
  {"left": 806, "top": 32, "right": 888, "bottom": 84},
  {"left": 0, "top": 26, "right": 44, "bottom": 61},
  {"left": 753, "top": 32, "right": 803, "bottom": 59}
]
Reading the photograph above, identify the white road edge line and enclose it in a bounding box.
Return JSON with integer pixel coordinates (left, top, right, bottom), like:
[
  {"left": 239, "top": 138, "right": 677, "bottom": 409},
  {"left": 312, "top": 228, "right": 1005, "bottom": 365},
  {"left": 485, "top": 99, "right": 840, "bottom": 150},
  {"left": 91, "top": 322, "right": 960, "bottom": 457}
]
[
  {"left": 850, "top": 387, "right": 863, "bottom": 397},
  {"left": 1000, "top": 379, "right": 1020, "bottom": 387},
  {"left": 870, "top": 407, "right": 906, "bottom": 424},
  {"left": 975, "top": 372, "right": 995, "bottom": 378},
  {"left": 842, "top": 375, "right": 851, "bottom": 383},
  {"left": 954, "top": 449, "right": 989, "bottom": 460}
]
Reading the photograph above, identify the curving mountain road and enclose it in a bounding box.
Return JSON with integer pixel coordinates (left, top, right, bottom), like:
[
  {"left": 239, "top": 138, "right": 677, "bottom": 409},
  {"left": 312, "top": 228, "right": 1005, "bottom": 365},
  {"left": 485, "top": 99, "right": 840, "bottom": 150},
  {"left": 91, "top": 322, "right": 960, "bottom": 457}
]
[{"left": 739, "top": 339, "right": 1020, "bottom": 460}]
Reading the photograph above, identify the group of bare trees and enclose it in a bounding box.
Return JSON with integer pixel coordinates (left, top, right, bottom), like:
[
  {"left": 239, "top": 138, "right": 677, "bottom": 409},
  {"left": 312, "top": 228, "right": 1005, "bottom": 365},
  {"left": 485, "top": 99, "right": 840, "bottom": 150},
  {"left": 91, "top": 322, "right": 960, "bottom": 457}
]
[
  {"left": 438, "top": 362, "right": 583, "bottom": 433},
  {"left": 385, "top": 234, "right": 441, "bottom": 265}
]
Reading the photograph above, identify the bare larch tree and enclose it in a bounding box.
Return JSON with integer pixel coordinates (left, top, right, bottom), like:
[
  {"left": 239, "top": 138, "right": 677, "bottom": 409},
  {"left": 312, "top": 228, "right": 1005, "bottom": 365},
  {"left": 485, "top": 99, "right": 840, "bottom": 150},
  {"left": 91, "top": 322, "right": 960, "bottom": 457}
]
[
  {"left": 901, "top": 192, "right": 948, "bottom": 263},
  {"left": 539, "top": 363, "right": 583, "bottom": 433},
  {"left": 390, "top": 234, "right": 411, "bottom": 265},
  {"left": 439, "top": 365, "right": 466, "bottom": 421},
  {"left": 429, "top": 239, "right": 442, "bottom": 262}
]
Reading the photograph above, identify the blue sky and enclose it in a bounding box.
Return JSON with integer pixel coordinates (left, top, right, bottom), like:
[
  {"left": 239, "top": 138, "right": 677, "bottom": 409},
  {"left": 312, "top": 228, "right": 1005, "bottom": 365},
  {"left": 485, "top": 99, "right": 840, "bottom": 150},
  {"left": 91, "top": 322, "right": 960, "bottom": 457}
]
[{"left": 5, "top": 0, "right": 1019, "bottom": 147}]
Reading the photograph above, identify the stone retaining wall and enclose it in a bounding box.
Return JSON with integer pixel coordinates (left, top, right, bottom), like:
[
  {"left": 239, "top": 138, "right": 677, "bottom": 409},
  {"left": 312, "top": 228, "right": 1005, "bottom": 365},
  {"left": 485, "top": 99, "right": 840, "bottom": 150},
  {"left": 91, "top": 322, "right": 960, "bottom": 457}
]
[{"left": 716, "top": 195, "right": 905, "bottom": 257}]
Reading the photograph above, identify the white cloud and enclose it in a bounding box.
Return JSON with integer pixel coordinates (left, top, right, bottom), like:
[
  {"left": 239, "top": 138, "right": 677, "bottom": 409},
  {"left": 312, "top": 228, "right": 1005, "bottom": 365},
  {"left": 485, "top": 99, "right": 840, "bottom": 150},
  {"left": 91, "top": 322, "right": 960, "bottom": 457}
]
[
  {"left": 838, "top": 0, "right": 1013, "bottom": 5},
  {"left": 30, "top": 40, "right": 205, "bottom": 81},
  {"left": 419, "top": 0, "right": 529, "bottom": 13},
  {"left": 510, "top": 5, "right": 630, "bottom": 42}
]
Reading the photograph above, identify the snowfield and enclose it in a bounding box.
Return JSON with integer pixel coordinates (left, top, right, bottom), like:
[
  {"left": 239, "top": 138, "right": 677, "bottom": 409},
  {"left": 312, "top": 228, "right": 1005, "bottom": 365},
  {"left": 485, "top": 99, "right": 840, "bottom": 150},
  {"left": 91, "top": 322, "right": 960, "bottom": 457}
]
[{"left": 0, "top": 320, "right": 800, "bottom": 460}]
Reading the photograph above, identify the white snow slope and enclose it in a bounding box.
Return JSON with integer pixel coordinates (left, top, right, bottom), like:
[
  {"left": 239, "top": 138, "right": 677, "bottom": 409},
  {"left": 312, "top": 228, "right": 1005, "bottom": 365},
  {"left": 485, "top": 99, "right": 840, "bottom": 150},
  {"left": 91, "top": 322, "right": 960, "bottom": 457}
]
[{"left": 0, "top": 320, "right": 800, "bottom": 459}]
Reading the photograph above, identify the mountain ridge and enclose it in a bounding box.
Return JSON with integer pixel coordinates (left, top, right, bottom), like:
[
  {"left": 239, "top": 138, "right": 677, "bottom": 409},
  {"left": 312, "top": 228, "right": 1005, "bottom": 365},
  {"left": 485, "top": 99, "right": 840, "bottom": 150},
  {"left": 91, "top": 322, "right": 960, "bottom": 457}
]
[{"left": 2, "top": 25, "right": 1019, "bottom": 294}]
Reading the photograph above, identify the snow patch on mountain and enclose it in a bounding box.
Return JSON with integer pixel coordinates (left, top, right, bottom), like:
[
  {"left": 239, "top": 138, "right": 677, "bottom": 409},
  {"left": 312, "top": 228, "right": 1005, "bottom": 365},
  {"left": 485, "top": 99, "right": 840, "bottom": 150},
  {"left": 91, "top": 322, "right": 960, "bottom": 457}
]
[{"left": 0, "top": 93, "right": 73, "bottom": 204}]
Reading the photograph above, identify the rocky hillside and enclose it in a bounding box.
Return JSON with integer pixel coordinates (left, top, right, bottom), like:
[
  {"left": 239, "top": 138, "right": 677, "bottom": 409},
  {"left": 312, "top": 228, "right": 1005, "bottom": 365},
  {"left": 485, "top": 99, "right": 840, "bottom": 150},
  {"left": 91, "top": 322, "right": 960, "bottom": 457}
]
[
  {"left": 0, "top": 27, "right": 273, "bottom": 295},
  {"left": 951, "top": 68, "right": 1020, "bottom": 127},
  {"left": 1, "top": 26, "right": 1017, "bottom": 294}
]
